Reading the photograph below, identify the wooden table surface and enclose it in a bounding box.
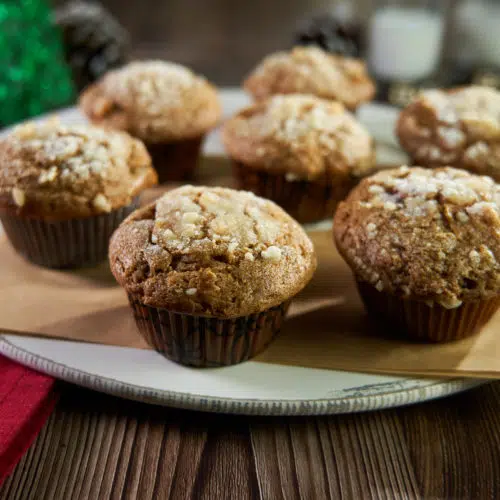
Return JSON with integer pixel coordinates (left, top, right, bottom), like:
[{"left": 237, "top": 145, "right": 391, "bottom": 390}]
[{"left": 1, "top": 381, "right": 499, "bottom": 500}]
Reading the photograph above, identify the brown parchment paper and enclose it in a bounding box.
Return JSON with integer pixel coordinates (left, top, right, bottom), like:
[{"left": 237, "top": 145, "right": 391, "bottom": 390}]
[{"left": 1, "top": 157, "right": 499, "bottom": 379}]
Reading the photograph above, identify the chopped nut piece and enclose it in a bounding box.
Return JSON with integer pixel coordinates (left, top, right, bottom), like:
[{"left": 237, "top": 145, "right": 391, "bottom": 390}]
[
  {"left": 92, "top": 193, "right": 112, "bottom": 212},
  {"left": 261, "top": 245, "right": 282, "bottom": 262},
  {"left": 12, "top": 187, "right": 25, "bottom": 207}
]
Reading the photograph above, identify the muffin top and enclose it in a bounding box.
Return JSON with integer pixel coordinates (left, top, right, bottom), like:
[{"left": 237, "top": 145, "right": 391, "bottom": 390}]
[
  {"left": 222, "top": 94, "right": 375, "bottom": 182},
  {"left": 0, "top": 121, "right": 157, "bottom": 219},
  {"left": 397, "top": 86, "right": 500, "bottom": 181},
  {"left": 79, "top": 60, "right": 222, "bottom": 143},
  {"left": 334, "top": 166, "right": 500, "bottom": 308},
  {"left": 244, "top": 47, "right": 375, "bottom": 109},
  {"left": 109, "top": 185, "right": 316, "bottom": 317}
]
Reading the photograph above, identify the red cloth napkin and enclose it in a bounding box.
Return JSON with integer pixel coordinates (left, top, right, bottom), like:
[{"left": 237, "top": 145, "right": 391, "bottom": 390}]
[{"left": 0, "top": 356, "right": 58, "bottom": 485}]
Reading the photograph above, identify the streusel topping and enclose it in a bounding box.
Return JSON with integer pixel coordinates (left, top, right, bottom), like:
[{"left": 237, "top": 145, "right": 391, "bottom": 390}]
[
  {"left": 223, "top": 94, "right": 375, "bottom": 181},
  {"left": 244, "top": 47, "right": 375, "bottom": 109},
  {"left": 334, "top": 166, "right": 500, "bottom": 308},
  {"left": 421, "top": 87, "right": 500, "bottom": 128},
  {"left": 0, "top": 122, "right": 157, "bottom": 218},
  {"left": 109, "top": 186, "right": 316, "bottom": 316},
  {"left": 397, "top": 86, "right": 500, "bottom": 180},
  {"left": 79, "top": 60, "right": 221, "bottom": 142}
]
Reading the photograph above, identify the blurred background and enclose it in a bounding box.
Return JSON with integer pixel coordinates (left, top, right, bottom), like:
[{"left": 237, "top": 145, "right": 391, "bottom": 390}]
[
  {"left": 2, "top": 0, "right": 500, "bottom": 125},
  {"left": 51, "top": 0, "right": 500, "bottom": 86},
  {"left": 52, "top": 0, "right": 374, "bottom": 85}
]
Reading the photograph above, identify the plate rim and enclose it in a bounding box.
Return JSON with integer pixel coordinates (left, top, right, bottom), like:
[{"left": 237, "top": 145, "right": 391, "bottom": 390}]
[{"left": 0, "top": 336, "right": 487, "bottom": 416}]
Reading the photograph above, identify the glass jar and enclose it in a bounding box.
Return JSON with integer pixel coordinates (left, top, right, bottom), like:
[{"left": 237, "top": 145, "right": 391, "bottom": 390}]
[{"left": 367, "top": 0, "right": 447, "bottom": 82}]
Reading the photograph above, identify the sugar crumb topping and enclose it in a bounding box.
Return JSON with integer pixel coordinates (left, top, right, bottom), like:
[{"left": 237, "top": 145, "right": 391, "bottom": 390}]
[
  {"left": 421, "top": 86, "right": 500, "bottom": 126},
  {"left": 245, "top": 46, "right": 374, "bottom": 108},
  {"left": 103, "top": 60, "right": 204, "bottom": 114},
  {"left": 252, "top": 46, "right": 364, "bottom": 82},
  {"left": 362, "top": 166, "right": 499, "bottom": 219},
  {"left": 2, "top": 121, "right": 155, "bottom": 216},
  {"left": 402, "top": 86, "right": 500, "bottom": 165},
  {"left": 12, "top": 122, "right": 136, "bottom": 184},
  {"left": 225, "top": 94, "right": 374, "bottom": 177},
  {"left": 254, "top": 94, "right": 369, "bottom": 146},
  {"left": 151, "top": 186, "right": 292, "bottom": 262}
]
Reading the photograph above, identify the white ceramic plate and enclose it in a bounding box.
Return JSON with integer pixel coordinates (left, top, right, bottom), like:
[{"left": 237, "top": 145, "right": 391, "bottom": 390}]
[{"left": 0, "top": 89, "right": 487, "bottom": 415}]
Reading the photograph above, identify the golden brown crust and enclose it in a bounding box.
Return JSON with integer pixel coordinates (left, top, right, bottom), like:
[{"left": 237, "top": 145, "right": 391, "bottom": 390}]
[
  {"left": 79, "top": 60, "right": 222, "bottom": 143},
  {"left": 222, "top": 94, "right": 375, "bottom": 183},
  {"left": 0, "top": 122, "right": 157, "bottom": 219},
  {"left": 244, "top": 47, "right": 375, "bottom": 109},
  {"left": 109, "top": 185, "right": 317, "bottom": 317},
  {"left": 334, "top": 166, "right": 500, "bottom": 308},
  {"left": 397, "top": 86, "right": 500, "bottom": 181}
]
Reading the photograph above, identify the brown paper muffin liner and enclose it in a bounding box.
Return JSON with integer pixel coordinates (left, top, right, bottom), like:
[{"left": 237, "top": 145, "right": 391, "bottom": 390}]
[
  {"left": 0, "top": 200, "right": 138, "bottom": 269},
  {"left": 233, "top": 162, "right": 355, "bottom": 223},
  {"left": 356, "top": 280, "right": 500, "bottom": 342},
  {"left": 146, "top": 136, "right": 204, "bottom": 184},
  {"left": 128, "top": 296, "right": 291, "bottom": 367}
]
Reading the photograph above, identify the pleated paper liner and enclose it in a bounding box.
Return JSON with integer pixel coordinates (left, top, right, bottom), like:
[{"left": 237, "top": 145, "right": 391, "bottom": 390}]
[
  {"left": 129, "top": 295, "right": 290, "bottom": 367},
  {"left": 0, "top": 158, "right": 498, "bottom": 378},
  {"left": 146, "top": 135, "right": 204, "bottom": 184},
  {"left": 0, "top": 199, "right": 138, "bottom": 269},
  {"left": 233, "top": 161, "right": 355, "bottom": 223},
  {"left": 357, "top": 280, "right": 500, "bottom": 342}
]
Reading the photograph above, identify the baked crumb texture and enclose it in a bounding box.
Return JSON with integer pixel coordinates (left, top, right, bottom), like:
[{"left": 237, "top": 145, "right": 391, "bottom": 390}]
[
  {"left": 223, "top": 94, "right": 375, "bottom": 182},
  {"left": 397, "top": 86, "right": 500, "bottom": 181},
  {"left": 110, "top": 185, "right": 317, "bottom": 317},
  {"left": 0, "top": 121, "right": 157, "bottom": 218},
  {"left": 334, "top": 166, "right": 500, "bottom": 309},
  {"left": 244, "top": 46, "right": 375, "bottom": 109},
  {"left": 80, "top": 60, "right": 222, "bottom": 143}
]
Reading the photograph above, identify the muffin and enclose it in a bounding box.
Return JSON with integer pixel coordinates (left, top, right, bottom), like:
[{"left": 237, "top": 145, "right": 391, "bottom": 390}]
[
  {"left": 334, "top": 166, "right": 500, "bottom": 342},
  {"left": 244, "top": 46, "right": 375, "bottom": 110},
  {"left": 0, "top": 121, "right": 157, "bottom": 268},
  {"left": 109, "top": 185, "right": 316, "bottom": 367},
  {"left": 397, "top": 86, "right": 500, "bottom": 181},
  {"left": 79, "top": 60, "right": 221, "bottom": 183},
  {"left": 223, "top": 94, "right": 376, "bottom": 223}
]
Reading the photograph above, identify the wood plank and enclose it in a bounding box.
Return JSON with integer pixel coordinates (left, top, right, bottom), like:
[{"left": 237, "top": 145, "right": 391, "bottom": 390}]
[
  {"left": 401, "top": 382, "right": 500, "bottom": 500},
  {"left": 192, "top": 417, "right": 257, "bottom": 500},
  {"left": 1, "top": 383, "right": 499, "bottom": 500},
  {"left": 251, "top": 420, "right": 316, "bottom": 500}
]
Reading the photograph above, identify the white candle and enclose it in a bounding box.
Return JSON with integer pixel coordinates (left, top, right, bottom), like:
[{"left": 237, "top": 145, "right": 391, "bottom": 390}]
[{"left": 368, "top": 7, "right": 444, "bottom": 81}]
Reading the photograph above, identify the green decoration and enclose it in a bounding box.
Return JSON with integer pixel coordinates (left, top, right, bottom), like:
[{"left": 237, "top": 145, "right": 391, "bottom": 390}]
[{"left": 0, "top": 0, "right": 76, "bottom": 126}]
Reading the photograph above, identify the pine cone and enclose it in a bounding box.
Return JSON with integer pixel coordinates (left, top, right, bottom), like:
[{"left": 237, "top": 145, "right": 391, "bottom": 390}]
[
  {"left": 54, "top": 1, "right": 130, "bottom": 91},
  {"left": 294, "top": 13, "right": 361, "bottom": 58}
]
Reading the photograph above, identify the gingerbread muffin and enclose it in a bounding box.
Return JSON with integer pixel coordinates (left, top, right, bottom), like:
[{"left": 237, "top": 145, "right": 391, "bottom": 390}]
[
  {"left": 223, "top": 94, "right": 375, "bottom": 223},
  {"left": 0, "top": 121, "right": 157, "bottom": 268},
  {"left": 80, "top": 60, "right": 221, "bottom": 183},
  {"left": 244, "top": 46, "right": 375, "bottom": 110},
  {"left": 397, "top": 86, "right": 500, "bottom": 181},
  {"left": 109, "top": 185, "right": 316, "bottom": 366},
  {"left": 334, "top": 166, "right": 500, "bottom": 342}
]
